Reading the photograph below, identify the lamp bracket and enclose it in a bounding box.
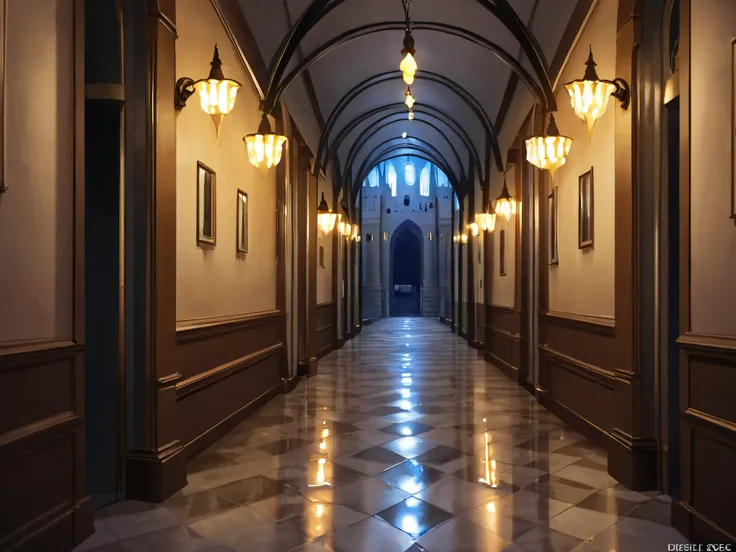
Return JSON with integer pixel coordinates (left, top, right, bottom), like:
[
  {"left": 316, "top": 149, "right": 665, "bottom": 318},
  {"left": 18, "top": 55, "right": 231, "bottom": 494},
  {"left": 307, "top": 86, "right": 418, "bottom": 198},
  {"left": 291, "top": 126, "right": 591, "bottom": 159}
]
[
  {"left": 175, "top": 77, "right": 195, "bottom": 110},
  {"left": 612, "top": 78, "right": 630, "bottom": 110}
]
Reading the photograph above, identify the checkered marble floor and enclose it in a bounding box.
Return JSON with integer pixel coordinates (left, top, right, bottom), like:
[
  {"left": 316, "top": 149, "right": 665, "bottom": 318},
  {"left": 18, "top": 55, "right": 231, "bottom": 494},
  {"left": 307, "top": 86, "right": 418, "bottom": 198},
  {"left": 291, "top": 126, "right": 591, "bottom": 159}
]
[{"left": 74, "top": 318, "right": 689, "bottom": 552}]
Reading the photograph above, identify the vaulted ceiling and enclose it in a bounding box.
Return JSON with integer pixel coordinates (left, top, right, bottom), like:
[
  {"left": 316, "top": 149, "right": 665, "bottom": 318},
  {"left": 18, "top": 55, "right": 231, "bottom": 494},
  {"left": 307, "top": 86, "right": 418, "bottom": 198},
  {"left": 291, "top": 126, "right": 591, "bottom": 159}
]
[{"left": 238, "top": 0, "right": 581, "bottom": 195}]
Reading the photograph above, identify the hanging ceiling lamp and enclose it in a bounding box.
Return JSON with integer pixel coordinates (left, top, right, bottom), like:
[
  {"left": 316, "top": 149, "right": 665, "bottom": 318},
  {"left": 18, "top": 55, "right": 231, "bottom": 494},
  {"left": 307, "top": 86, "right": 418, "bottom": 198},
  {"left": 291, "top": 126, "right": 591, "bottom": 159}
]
[
  {"left": 317, "top": 192, "right": 337, "bottom": 234},
  {"left": 495, "top": 171, "right": 517, "bottom": 222},
  {"left": 477, "top": 201, "right": 496, "bottom": 233},
  {"left": 524, "top": 114, "right": 572, "bottom": 181},
  {"left": 405, "top": 87, "right": 416, "bottom": 109},
  {"left": 408, "top": 110, "right": 415, "bottom": 121},
  {"left": 399, "top": 0, "right": 417, "bottom": 85},
  {"left": 244, "top": 113, "right": 287, "bottom": 175},
  {"left": 175, "top": 44, "right": 241, "bottom": 141},
  {"left": 564, "top": 47, "right": 630, "bottom": 141}
]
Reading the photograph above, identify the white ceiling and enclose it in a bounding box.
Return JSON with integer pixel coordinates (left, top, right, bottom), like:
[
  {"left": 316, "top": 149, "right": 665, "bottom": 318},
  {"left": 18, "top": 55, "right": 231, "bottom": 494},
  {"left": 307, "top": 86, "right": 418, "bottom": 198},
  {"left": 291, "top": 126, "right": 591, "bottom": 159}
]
[{"left": 237, "top": 0, "right": 580, "bottom": 189}]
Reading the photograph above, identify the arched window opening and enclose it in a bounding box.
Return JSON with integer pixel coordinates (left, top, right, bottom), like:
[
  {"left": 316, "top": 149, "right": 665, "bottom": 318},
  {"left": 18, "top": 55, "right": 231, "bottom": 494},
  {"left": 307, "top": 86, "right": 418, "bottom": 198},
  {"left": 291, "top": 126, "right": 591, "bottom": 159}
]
[
  {"left": 405, "top": 162, "right": 415, "bottom": 186},
  {"left": 419, "top": 163, "right": 430, "bottom": 196},
  {"left": 387, "top": 163, "right": 397, "bottom": 197},
  {"left": 368, "top": 167, "right": 379, "bottom": 188}
]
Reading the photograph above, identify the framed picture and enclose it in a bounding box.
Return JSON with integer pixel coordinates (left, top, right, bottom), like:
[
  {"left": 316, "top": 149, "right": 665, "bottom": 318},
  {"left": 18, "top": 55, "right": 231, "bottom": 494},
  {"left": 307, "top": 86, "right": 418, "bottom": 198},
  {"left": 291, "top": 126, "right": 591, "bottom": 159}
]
[
  {"left": 499, "top": 229, "right": 506, "bottom": 276},
  {"left": 578, "top": 167, "right": 594, "bottom": 248},
  {"left": 236, "top": 189, "right": 248, "bottom": 254},
  {"left": 548, "top": 187, "right": 559, "bottom": 265},
  {"left": 731, "top": 40, "right": 736, "bottom": 220},
  {"left": 197, "top": 162, "right": 216, "bottom": 246}
]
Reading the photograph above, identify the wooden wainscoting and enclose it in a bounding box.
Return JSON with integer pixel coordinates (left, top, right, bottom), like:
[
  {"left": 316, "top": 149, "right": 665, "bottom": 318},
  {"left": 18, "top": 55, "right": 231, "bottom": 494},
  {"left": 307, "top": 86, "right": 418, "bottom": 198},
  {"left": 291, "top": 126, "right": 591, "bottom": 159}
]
[
  {"left": 672, "top": 334, "right": 736, "bottom": 543},
  {"left": 174, "top": 311, "right": 287, "bottom": 459},
  {"left": 474, "top": 303, "right": 485, "bottom": 348},
  {"left": 486, "top": 305, "right": 522, "bottom": 380},
  {"left": 315, "top": 302, "right": 336, "bottom": 360},
  {"left": 0, "top": 341, "right": 91, "bottom": 552},
  {"left": 537, "top": 311, "right": 616, "bottom": 447}
]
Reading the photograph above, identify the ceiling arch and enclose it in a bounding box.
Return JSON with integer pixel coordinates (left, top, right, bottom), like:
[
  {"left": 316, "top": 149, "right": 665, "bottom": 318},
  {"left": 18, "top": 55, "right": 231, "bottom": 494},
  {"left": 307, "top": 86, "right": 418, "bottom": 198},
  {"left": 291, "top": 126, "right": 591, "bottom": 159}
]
[
  {"left": 350, "top": 140, "right": 463, "bottom": 202},
  {"left": 344, "top": 119, "right": 470, "bottom": 186},
  {"left": 269, "top": 21, "right": 554, "bottom": 113},
  {"left": 322, "top": 107, "right": 483, "bottom": 182},
  {"left": 353, "top": 148, "right": 462, "bottom": 204},
  {"left": 317, "top": 70, "right": 502, "bottom": 173},
  {"left": 263, "top": 0, "right": 554, "bottom": 118}
]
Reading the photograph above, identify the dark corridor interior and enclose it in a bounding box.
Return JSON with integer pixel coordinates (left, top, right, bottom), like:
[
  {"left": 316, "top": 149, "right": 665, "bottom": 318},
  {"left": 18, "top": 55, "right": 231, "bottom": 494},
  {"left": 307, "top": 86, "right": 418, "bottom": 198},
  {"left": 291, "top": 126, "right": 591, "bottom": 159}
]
[{"left": 391, "top": 229, "right": 421, "bottom": 316}]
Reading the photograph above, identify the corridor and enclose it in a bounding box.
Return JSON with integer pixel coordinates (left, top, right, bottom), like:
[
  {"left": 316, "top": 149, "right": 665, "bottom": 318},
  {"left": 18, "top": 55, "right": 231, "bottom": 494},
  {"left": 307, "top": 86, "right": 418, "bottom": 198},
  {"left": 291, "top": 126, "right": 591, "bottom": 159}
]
[{"left": 75, "top": 319, "right": 686, "bottom": 552}]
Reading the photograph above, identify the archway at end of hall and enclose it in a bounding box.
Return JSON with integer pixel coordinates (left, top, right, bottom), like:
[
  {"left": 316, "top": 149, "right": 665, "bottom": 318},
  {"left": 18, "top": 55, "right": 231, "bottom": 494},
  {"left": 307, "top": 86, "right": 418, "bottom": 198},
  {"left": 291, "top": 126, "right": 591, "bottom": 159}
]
[{"left": 390, "top": 219, "right": 423, "bottom": 316}]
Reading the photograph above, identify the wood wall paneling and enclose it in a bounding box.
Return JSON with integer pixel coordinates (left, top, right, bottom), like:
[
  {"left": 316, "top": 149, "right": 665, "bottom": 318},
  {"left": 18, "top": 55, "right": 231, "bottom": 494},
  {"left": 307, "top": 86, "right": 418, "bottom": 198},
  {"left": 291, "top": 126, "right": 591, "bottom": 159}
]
[
  {"left": 486, "top": 305, "right": 522, "bottom": 381},
  {"left": 0, "top": 0, "right": 92, "bottom": 548}
]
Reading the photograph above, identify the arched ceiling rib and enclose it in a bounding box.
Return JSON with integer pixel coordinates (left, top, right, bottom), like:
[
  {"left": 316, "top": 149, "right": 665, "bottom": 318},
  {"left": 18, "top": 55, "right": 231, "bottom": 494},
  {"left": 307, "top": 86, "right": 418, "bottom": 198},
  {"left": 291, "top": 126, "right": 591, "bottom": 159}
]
[
  {"left": 238, "top": 0, "right": 581, "bottom": 181},
  {"left": 345, "top": 122, "right": 469, "bottom": 187},
  {"left": 325, "top": 108, "right": 483, "bottom": 182}
]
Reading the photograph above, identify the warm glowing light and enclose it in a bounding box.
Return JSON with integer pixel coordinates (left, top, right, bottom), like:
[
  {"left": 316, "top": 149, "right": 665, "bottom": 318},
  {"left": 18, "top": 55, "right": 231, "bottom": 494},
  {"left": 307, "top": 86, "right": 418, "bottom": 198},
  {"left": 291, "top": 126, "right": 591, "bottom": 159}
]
[
  {"left": 564, "top": 47, "right": 625, "bottom": 141},
  {"left": 405, "top": 87, "right": 416, "bottom": 109},
  {"left": 319, "top": 441, "right": 327, "bottom": 450},
  {"left": 317, "top": 192, "right": 338, "bottom": 234},
  {"left": 486, "top": 502, "right": 496, "bottom": 513},
  {"left": 187, "top": 46, "right": 241, "bottom": 141},
  {"left": 494, "top": 179, "right": 517, "bottom": 222},
  {"left": 321, "top": 428, "right": 330, "bottom": 439},
  {"left": 461, "top": 234, "right": 468, "bottom": 244},
  {"left": 350, "top": 224, "right": 360, "bottom": 241},
  {"left": 339, "top": 221, "right": 352, "bottom": 237},
  {"left": 408, "top": 110, "right": 415, "bottom": 121},
  {"left": 402, "top": 132, "right": 407, "bottom": 139},
  {"left": 245, "top": 114, "right": 287, "bottom": 174},
  {"left": 468, "top": 222, "right": 479, "bottom": 237},
  {"left": 400, "top": 52, "right": 417, "bottom": 85},
  {"left": 525, "top": 114, "right": 572, "bottom": 181}
]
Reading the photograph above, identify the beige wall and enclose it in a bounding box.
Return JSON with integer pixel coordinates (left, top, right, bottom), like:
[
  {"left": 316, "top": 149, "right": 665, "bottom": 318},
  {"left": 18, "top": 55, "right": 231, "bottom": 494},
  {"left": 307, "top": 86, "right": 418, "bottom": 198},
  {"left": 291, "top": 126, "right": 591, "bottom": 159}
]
[
  {"left": 547, "top": 0, "right": 616, "bottom": 318},
  {"left": 176, "top": 0, "right": 277, "bottom": 322},
  {"left": 317, "top": 173, "right": 334, "bottom": 305},
  {"left": 0, "top": 0, "right": 75, "bottom": 343},
  {"left": 689, "top": 0, "right": 736, "bottom": 336},
  {"left": 490, "top": 168, "right": 516, "bottom": 308}
]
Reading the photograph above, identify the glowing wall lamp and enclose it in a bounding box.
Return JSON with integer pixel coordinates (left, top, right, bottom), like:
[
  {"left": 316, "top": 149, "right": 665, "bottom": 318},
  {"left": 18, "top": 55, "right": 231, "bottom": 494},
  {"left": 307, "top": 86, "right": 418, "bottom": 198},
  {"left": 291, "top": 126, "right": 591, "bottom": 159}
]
[
  {"left": 339, "top": 221, "right": 352, "bottom": 237},
  {"left": 244, "top": 114, "right": 287, "bottom": 175},
  {"left": 564, "top": 47, "right": 630, "bottom": 141},
  {"left": 175, "top": 45, "right": 241, "bottom": 141},
  {"left": 494, "top": 173, "right": 517, "bottom": 222},
  {"left": 524, "top": 114, "right": 573, "bottom": 181},
  {"left": 468, "top": 222, "right": 480, "bottom": 237},
  {"left": 405, "top": 87, "right": 416, "bottom": 109},
  {"left": 317, "top": 193, "right": 337, "bottom": 234}
]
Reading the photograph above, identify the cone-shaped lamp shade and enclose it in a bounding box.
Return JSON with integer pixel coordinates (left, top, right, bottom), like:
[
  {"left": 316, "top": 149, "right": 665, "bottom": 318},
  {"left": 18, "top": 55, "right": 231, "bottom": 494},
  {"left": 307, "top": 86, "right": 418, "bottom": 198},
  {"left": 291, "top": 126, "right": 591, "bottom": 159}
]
[
  {"left": 524, "top": 114, "right": 573, "bottom": 181},
  {"left": 405, "top": 88, "right": 416, "bottom": 109},
  {"left": 494, "top": 179, "right": 517, "bottom": 222},
  {"left": 317, "top": 192, "right": 337, "bottom": 233},
  {"left": 191, "top": 45, "right": 241, "bottom": 141},
  {"left": 245, "top": 114, "right": 287, "bottom": 174},
  {"left": 564, "top": 47, "right": 617, "bottom": 141}
]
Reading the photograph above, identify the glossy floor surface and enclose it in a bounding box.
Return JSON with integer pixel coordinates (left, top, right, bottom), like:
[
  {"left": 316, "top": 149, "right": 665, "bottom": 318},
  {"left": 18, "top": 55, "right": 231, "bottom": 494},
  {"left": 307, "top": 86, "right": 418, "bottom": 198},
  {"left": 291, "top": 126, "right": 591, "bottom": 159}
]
[{"left": 75, "top": 318, "right": 688, "bottom": 552}]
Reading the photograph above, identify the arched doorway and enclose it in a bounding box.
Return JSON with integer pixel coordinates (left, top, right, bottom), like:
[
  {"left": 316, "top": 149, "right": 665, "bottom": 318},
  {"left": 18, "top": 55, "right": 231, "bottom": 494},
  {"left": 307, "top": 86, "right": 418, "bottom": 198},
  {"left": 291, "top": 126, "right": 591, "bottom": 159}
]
[{"left": 390, "top": 220, "right": 423, "bottom": 316}]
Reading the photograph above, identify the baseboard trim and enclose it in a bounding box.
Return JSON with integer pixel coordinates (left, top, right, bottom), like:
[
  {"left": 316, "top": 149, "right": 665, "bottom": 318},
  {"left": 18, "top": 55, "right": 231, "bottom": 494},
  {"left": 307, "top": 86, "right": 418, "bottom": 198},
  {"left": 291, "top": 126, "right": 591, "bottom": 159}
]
[
  {"left": 608, "top": 429, "right": 659, "bottom": 491},
  {"left": 283, "top": 372, "right": 300, "bottom": 393},
  {"left": 486, "top": 352, "right": 520, "bottom": 382},
  {"left": 672, "top": 500, "right": 736, "bottom": 544},
  {"left": 537, "top": 389, "right": 613, "bottom": 450},
  {"left": 469, "top": 340, "right": 484, "bottom": 350},
  {"left": 336, "top": 337, "right": 345, "bottom": 349},
  {"left": 521, "top": 377, "right": 536, "bottom": 396},
  {"left": 126, "top": 441, "right": 188, "bottom": 503}
]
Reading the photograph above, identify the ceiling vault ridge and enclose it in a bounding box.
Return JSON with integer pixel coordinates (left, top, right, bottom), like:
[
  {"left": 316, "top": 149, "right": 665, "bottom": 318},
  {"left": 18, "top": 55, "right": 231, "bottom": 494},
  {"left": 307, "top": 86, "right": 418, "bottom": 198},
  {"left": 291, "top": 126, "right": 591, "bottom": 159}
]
[
  {"left": 313, "top": 70, "right": 502, "bottom": 176},
  {"left": 323, "top": 107, "right": 483, "bottom": 183},
  {"left": 257, "top": 0, "right": 558, "bottom": 178}
]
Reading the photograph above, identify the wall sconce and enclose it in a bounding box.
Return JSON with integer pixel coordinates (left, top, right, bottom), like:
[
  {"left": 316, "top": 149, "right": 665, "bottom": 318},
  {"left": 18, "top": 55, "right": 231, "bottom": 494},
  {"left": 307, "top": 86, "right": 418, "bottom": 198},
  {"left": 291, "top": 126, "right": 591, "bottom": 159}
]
[
  {"left": 405, "top": 87, "right": 416, "bottom": 109},
  {"left": 468, "top": 222, "right": 480, "bottom": 237},
  {"left": 176, "top": 45, "right": 242, "bottom": 142},
  {"left": 564, "top": 47, "right": 630, "bottom": 141},
  {"left": 452, "top": 234, "right": 459, "bottom": 243},
  {"left": 460, "top": 233, "right": 468, "bottom": 244},
  {"left": 525, "top": 114, "right": 572, "bottom": 181},
  {"left": 244, "top": 114, "right": 287, "bottom": 175},
  {"left": 338, "top": 221, "right": 351, "bottom": 237},
  {"left": 317, "top": 192, "right": 337, "bottom": 234},
  {"left": 495, "top": 173, "right": 517, "bottom": 221}
]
